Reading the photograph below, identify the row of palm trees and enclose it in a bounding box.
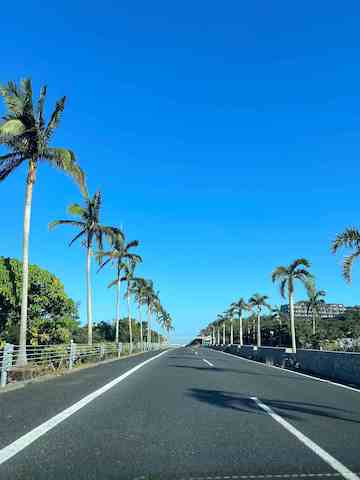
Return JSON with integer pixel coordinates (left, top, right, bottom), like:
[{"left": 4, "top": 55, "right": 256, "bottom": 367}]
[
  {"left": 0, "top": 78, "right": 173, "bottom": 366},
  {"left": 203, "top": 240, "right": 360, "bottom": 353}
]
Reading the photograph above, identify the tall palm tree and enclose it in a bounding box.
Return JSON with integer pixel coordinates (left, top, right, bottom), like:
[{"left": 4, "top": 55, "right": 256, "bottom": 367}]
[
  {"left": 123, "top": 248, "right": 142, "bottom": 353},
  {"left": 272, "top": 258, "right": 312, "bottom": 352},
  {"left": 332, "top": 228, "right": 360, "bottom": 283},
  {"left": 98, "top": 239, "right": 141, "bottom": 348},
  {"left": 230, "top": 298, "right": 249, "bottom": 346},
  {"left": 157, "top": 306, "right": 173, "bottom": 346},
  {"left": 246, "top": 303, "right": 256, "bottom": 343},
  {"left": 248, "top": 294, "right": 271, "bottom": 347},
  {"left": 131, "top": 277, "right": 148, "bottom": 351},
  {"left": 225, "top": 307, "right": 236, "bottom": 345},
  {"left": 305, "top": 281, "right": 326, "bottom": 335},
  {"left": 49, "top": 192, "right": 122, "bottom": 345},
  {"left": 216, "top": 314, "right": 226, "bottom": 345},
  {"left": 140, "top": 280, "right": 158, "bottom": 346},
  {"left": 271, "top": 305, "right": 287, "bottom": 346},
  {"left": 0, "top": 79, "right": 85, "bottom": 365}
]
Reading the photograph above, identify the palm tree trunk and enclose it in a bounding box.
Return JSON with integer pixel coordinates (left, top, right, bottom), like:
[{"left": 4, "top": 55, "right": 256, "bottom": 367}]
[
  {"left": 115, "top": 279, "right": 120, "bottom": 344},
  {"left": 312, "top": 311, "right": 316, "bottom": 335},
  {"left": 230, "top": 319, "right": 234, "bottom": 344},
  {"left": 17, "top": 160, "right": 37, "bottom": 366},
  {"left": 147, "top": 304, "right": 151, "bottom": 346},
  {"left": 289, "top": 291, "right": 297, "bottom": 353},
  {"left": 217, "top": 328, "right": 220, "bottom": 345},
  {"left": 239, "top": 313, "right": 243, "bottom": 346},
  {"left": 257, "top": 312, "right": 261, "bottom": 347},
  {"left": 86, "top": 245, "right": 93, "bottom": 345},
  {"left": 138, "top": 304, "right": 143, "bottom": 351},
  {"left": 222, "top": 322, "right": 226, "bottom": 344},
  {"left": 127, "top": 289, "right": 132, "bottom": 353},
  {"left": 252, "top": 317, "right": 256, "bottom": 344}
]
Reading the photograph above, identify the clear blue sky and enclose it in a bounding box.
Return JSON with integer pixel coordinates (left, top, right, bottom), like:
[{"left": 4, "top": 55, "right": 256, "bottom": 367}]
[{"left": 1, "top": 1, "right": 360, "bottom": 343}]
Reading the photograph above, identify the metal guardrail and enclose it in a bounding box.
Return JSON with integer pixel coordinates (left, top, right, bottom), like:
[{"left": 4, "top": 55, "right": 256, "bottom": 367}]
[{"left": 0, "top": 341, "right": 164, "bottom": 387}]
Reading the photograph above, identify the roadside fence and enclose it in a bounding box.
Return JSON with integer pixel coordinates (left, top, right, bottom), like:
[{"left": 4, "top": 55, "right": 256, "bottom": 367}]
[{"left": 0, "top": 341, "right": 163, "bottom": 387}]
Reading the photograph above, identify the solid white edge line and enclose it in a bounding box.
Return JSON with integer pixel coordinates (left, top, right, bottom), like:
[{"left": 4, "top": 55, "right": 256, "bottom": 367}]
[
  {"left": 251, "top": 397, "right": 359, "bottom": 480},
  {"left": 210, "top": 348, "right": 360, "bottom": 393},
  {"left": 203, "top": 359, "right": 214, "bottom": 367},
  {"left": 0, "top": 349, "right": 169, "bottom": 466}
]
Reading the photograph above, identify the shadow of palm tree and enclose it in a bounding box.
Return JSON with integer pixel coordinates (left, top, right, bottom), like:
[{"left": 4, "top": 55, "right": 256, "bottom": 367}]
[
  {"left": 170, "top": 364, "right": 306, "bottom": 380},
  {"left": 187, "top": 388, "right": 360, "bottom": 424}
]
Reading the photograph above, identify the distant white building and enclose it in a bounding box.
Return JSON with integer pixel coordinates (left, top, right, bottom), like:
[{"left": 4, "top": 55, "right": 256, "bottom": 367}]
[{"left": 280, "top": 301, "right": 346, "bottom": 320}]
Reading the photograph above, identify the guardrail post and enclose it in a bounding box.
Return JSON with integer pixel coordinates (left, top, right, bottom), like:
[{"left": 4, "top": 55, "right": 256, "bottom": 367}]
[
  {"left": 100, "top": 344, "right": 105, "bottom": 359},
  {"left": 117, "top": 342, "right": 122, "bottom": 359},
  {"left": 1, "top": 343, "right": 14, "bottom": 387},
  {"left": 69, "top": 340, "right": 76, "bottom": 370}
]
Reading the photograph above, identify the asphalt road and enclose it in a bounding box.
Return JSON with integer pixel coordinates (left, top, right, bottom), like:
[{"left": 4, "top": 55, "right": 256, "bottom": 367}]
[{"left": 0, "top": 347, "right": 359, "bottom": 480}]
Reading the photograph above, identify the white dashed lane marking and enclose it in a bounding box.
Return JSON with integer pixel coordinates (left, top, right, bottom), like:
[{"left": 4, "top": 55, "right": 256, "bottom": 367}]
[
  {"left": 203, "top": 359, "right": 214, "bottom": 367},
  {"left": 252, "top": 397, "right": 359, "bottom": 480}
]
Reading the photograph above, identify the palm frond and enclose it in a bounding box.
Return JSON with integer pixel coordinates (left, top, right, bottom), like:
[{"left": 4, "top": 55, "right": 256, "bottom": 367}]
[
  {"left": 271, "top": 266, "right": 287, "bottom": 283},
  {"left": 97, "top": 256, "right": 112, "bottom": 273},
  {"left": 100, "top": 225, "right": 125, "bottom": 243},
  {"left": 20, "top": 78, "right": 33, "bottom": 118},
  {"left": 37, "top": 85, "right": 47, "bottom": 129},
  {"left": 126, "top": 240, "right": 139, "bottom": 249},
  {"left": 332, "top": 227, "right": 360, "bottom": 253},
  {"left": 67, "top": 203, "right": 86, "bottom": 218},
  {"left": 45, "top": 96, "right": 66, "bottom": 138},
  {"left": 0, "top": 119, "right": 26, "bottom": 139},
  {"left": 279, "top": 278, "right": 287, "bottom": 299},
  {"left": 293, "top": 269, "right": 313, "bottom": 283},
  {"left": 45, "top": 147, "right": 86, "bottom": 195},
  {"left": 0, "top": 81, "right": 24, "bottom": 116},
  {"left": 305, "top": 277, "right": 316, "bottom": 297},
  {"left": 107, "top": 279, "right": 119, "bottom": 289},
  {"left": 93, "top": 191, "right": 102, "bottom": 221},
  {"left": 343, "top": 251, "right": 360, "bottom": 283},
  {"left": 49, "top": 219, "right": 85, "bottom": 230},
  {"left": 69, "top": 229, "right": 86, "bottom": 246},
  {"left": 290, "top": 258, "right": 311, "bottom": 271},
  {"left": 0, "top": 153, "right": 23, "bottom": 180}
]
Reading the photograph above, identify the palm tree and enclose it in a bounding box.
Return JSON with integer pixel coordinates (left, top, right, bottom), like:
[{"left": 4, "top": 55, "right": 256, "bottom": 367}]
[
  {"left": 230, "top": 298, "right": 249, "bottom": 346},
  {"left": 157, "top": 307, "right": 173, "bottom": 346},
  {"left": 272, "top": 258, "right": 312, "bottom": 352},
  {"left": 216, "top": 314, "right": 226, "bottom": 345},
  {"left": 0, "top": 79, "right": 85, "bottom": 365},
  {"left": 98, "top": 239, "right": 141, "bottom": 349},
  {"left": 49, "top": 192, "right": 122, "bottom": 345},
  {"left": 304, "top": 281, "right": 326, "bottom": 335},
  {"left": 225, "top": 307, "right": 235, "bottom": 345},
  {"left": 123, "top": 247, "right": 142, "bottom": 353},
  {"left": 140, "top": 280, "right": 158, "bottom": 346},
  {"left": 248, "top": 294, "right": 271, "bottom": 347},
  {"left": 332, "top": 228, "right": 360, "bottom": 283},
  {"left": 131, "top": 277, "right": 148, "bottom": 351},
  {"left": 271, "top": 305, "right": 287, "bottom": 346}
]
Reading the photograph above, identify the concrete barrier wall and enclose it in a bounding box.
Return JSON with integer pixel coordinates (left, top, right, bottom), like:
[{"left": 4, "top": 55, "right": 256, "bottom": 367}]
[{"left": 210, "top": 344, "right": 360, "bottom": 386}]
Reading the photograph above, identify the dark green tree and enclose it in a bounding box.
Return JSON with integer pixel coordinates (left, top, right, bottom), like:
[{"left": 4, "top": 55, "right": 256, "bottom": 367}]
[{"left": 0, "top": 257, "right": 79, "bottom": 345}]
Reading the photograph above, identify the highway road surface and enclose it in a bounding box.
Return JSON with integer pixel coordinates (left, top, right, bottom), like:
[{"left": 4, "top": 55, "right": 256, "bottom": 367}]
[{"left": 0, "top": 347, "right": 359, "bottom": 480}]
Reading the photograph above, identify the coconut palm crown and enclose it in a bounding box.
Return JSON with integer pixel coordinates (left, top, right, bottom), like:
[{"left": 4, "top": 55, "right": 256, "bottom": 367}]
[
  {"left": 332, "top": 227, "right": 360, "bottom": 283},
  {"left": 304, "top": 280, "right": 326, "bottom": 335},
  {"left": 248, "top": 293, "right": 271, "bottom": 347},
  {"left": 271, "top": 258, "right": 312, "bottom": 352}
]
